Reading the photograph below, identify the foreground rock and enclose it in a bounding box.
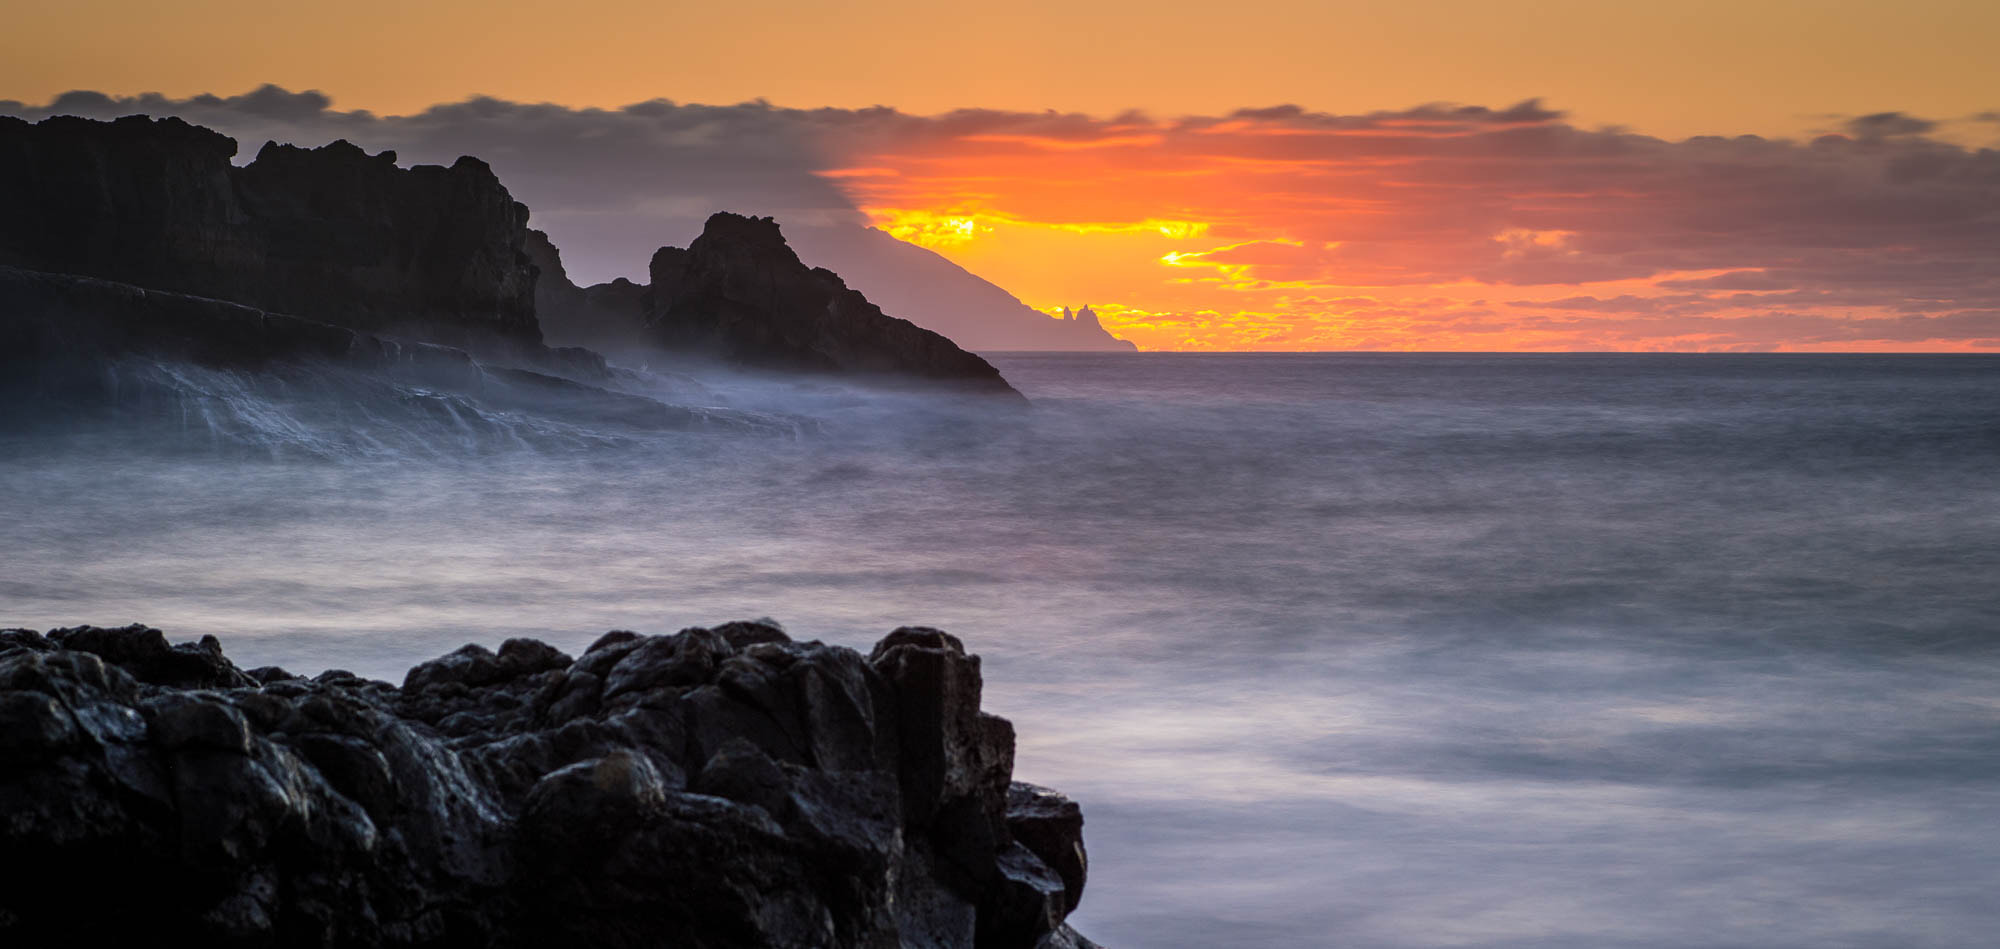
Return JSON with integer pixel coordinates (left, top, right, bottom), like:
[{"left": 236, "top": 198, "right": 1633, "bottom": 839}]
[
  {"left": 0, "top": 622, "right": 1093, "bottom": 948},
  {"left": 536, "top": 214, "right": 1022, "bottom": 397}
]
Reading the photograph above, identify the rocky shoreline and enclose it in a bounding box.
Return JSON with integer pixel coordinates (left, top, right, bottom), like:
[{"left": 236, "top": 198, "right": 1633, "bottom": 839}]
[{"left": 0, "top": 622, "right": 1095, "bottom": 948}]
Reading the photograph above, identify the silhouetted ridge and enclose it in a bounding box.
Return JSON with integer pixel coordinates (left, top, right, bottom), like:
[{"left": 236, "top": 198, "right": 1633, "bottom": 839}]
[{"left": 784, "top": 226, "right": 1137, "bottom": 353}]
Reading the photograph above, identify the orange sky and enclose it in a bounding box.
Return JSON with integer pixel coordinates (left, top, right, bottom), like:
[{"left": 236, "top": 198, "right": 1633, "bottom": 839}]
[
  {"left": 822, "top": 106, "right": 2000, "bottom": 350},
  {"left": 6, "top": 1, "right": 1998, "bottom": 350},
  {"left": 9, "top": 1, "right": 1998, "bottom": 142}
]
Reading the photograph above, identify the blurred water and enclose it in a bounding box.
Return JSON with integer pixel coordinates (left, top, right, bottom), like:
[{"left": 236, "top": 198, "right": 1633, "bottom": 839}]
[{"left": 4, "top": 352, "right": 1999, "bottom": 948}]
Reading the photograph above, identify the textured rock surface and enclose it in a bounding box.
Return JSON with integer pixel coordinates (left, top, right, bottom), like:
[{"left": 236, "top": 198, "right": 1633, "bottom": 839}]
[
  {"left": 0, "top": 114, "right": 541, "bottom": 354},
  {"left": 538, "top": 213, "right": 1021, "bottom": 396},
  {"left": 0, "top": 622, "right": 1091, "bottom": 948}
]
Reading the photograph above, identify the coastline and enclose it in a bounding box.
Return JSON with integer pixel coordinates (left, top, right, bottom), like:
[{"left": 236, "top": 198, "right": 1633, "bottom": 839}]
[{"left": 0, "top": 622, "right": 1095, "bottom": 947}]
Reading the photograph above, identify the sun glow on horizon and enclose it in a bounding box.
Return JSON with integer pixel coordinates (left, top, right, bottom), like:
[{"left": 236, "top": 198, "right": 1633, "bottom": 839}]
[
  {"left": 21, "top": 78, "right": 1981, "bottom": 353},
  {"left": 812, "top": 104, "right": 2000, "bottom": 352},
  {"left": 866, "top": 205, "right": 1212, "bottom": 249}
]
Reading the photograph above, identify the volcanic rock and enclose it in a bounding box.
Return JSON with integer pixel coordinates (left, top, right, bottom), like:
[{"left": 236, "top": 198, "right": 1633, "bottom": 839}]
[{"left": 0, "top": 622, "right": 1091, "bottom": 948}]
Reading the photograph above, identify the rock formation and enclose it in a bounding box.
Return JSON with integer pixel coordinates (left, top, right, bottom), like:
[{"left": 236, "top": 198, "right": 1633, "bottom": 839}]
[
  {"left": 1, "top": 114, "right": 1024, "bottom": 397},
  {"left": 541, "top": 224, "right": 1136, "bottom": 357},
  {"left": 538, "top": 214, "right": 1022, "bottom": 396},
  {"left": 1058, "top": 306, "right": 1104, "bottom": 331},
  {"left": 0, "top": 114, "right": 542, "bottom": 355},
  {"left": 0, "top": 622, "right": 1095, "bottom": 948}
]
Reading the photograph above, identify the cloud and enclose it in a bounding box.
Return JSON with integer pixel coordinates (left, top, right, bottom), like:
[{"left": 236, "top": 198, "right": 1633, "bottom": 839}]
[
  {"left": 1846, "top": 111, "right": 1938, "bottom": 139},
  {"left": 5, "top": 86, "right": 1997, "bottom": 350},
  {"left": 812, "top": 98, "right": 2000, "bottom": 348}
]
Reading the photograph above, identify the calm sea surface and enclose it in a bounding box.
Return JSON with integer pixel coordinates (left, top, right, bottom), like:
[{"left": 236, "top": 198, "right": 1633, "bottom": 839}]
[{"left": 6, "top": 353, "right": 2000, "bottom": 947}]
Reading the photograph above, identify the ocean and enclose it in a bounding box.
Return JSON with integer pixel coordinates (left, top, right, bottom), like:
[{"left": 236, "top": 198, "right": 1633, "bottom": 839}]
[{"left": 5, "top": 352, "right": 1999, "bottom": 947}]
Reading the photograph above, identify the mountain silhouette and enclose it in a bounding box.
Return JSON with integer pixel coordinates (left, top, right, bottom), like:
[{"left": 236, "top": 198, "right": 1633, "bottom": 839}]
[{"left": 787, "top": 224, "right": 1136, "bottom": 353}]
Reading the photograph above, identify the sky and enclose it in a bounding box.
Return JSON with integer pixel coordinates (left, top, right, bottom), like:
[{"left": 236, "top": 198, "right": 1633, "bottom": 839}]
[{"left": 5, "top": 0, "right": 1998, "bottom": 350}]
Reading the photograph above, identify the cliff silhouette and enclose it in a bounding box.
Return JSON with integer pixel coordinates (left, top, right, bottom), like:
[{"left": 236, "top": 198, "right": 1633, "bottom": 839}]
[
  {"left": 532, "top": 215, "right": 1020, "bottom": 395},
  {"left": 0, "top": 115, "right": 542, "bottom": 355},
  {"left": 0, "top": 114, "right": 1022, "bottom": 397}
]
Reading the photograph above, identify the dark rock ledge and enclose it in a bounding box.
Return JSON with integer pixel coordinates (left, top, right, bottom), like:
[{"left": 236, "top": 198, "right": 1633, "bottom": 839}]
[
  {"left": 0, "top": 266, "right": 799, "bottom": 437},
  {"left": 0, "top": 622, "right": 1098, "bottom": 948}
]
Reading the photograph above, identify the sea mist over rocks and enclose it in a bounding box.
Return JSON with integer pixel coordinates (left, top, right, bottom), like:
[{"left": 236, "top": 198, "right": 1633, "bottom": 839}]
[{"left": 6, "top": 352, "right": 1999, "bottom": 947}]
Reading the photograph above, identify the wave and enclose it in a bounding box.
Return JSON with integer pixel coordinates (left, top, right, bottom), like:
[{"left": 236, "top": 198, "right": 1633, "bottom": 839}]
[{"left": 2, "top": 356, "right": 820, "bottom": 461}]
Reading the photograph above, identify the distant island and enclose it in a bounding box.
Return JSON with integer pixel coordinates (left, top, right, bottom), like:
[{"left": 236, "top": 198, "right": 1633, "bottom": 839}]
[{"left": 779, "top": 229, "right": 1138, "bottom": 354}]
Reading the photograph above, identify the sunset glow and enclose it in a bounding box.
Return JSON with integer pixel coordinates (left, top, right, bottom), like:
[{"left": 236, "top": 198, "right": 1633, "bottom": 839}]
[
  {"left": 9, "top": 5, "right": 2000, "bottom": 949},
  {"left": 815, "top": 106, "right": 2000, "bottom": 351},
  {"left": 6, "top": 2, "right": 1994, "bottom": 352}
]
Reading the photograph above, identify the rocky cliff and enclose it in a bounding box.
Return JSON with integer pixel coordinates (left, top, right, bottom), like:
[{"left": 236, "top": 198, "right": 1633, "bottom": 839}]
[
  {"left": 0, "top": 114, "right": 541, "bottom": 354},
  {"left": 2, "top": 115, "right": 1023, "bottom": 396},
  {"left": 0, "top": 622, "right": 1095, "bottom": 948},
  {"left": 538, "top": 214, "right": 1020, "bottom": 396}
]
